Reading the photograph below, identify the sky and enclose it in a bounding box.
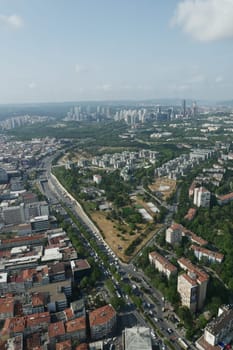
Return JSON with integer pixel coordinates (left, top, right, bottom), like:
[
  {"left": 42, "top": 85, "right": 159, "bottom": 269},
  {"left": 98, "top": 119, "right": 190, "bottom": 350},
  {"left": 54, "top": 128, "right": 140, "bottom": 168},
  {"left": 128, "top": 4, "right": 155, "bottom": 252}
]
[{"left": 0, "top": 0, "right": 233, "bottom": 104}]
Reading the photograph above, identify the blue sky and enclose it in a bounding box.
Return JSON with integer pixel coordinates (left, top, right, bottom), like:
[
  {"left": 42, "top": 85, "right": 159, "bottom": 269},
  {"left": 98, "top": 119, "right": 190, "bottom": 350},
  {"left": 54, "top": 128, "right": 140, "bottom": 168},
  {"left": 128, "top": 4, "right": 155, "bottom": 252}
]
[{"left": 0, "top": 0, "right": 233, "bottom": 103}]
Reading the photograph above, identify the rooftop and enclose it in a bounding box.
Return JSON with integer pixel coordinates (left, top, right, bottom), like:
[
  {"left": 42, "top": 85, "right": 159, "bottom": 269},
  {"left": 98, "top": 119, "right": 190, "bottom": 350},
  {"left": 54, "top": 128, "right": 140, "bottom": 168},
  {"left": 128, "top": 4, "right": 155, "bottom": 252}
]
[
  {"left": 190, "top": 245, "right": 224, "bottom": 261},
  {"left": 149, "top": 251, "right": 177, "bottom": 273},
  {"left": 206, "top": 308, "right": 233, "bottom": 336},
  {"left": 26, "top": 312, "right": 50, "bottom": 328},
  {"left": 71, "top": 259, "right": 91, "bottom": 271},
  {"left": 178, "top": 257, "right": 209, "bottom": 283},
  {"left": 49, "top": 321, "right": 65, "bottom": 338},
  {"left": 124, "top": 327, "right": 152, "bottom": 350},
  {"left": 65, "top": 316, "right": 86, "bottom": 333},
  {"left": 56, "top": 340, "right": 72, "bottom": 350},
  {"left": 0, "top": 296, "right": 14, "bottom": 315},
  {"left": 89, "top": 304, "right": 116, "bottom": 327}
]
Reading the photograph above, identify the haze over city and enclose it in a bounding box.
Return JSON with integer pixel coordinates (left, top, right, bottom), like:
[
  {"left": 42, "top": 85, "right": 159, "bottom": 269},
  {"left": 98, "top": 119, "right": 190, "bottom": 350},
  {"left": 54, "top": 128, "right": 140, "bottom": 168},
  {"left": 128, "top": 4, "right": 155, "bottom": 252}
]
[{"left": 1, "top": 0, "right": 233, "bottom": 104}]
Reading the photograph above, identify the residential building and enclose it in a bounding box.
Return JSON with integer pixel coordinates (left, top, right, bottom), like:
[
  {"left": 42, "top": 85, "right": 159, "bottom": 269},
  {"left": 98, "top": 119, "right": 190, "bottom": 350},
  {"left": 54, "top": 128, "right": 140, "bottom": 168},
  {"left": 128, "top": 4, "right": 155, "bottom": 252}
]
[
  {"left": 49, "top": 262, "right": 66, "bottom": 283},
  {"left": 89, "top": 304, "right": 117, "bottom": 340},
  {"left": 2, "top": 203, "right": 25, "bottom": 225},
  {"left": 71, "top": 259, "right": 91, "bottom": 281},
  {"left": 193, "top": 187, "right": 211, "bottom": 208},
  {"left": 165, "top": 223, "right": 182, "bottom": 244},
  {"left": 65, "top": 316, "right": 86, "bottom": 342},
  {"left": 177, "top": 258, "right": 209, "bottom": 312},
  {"left": 217, "top": 192, "right": 233, "bottom": 205},
  {"left": 29, "top": 280, "right": 72, "bottom": 312},
  {"left": 190, "top": 245, "right": 224, "bottom": 264},
  {"left": 196, "top": 306, "right": 233, "bottom": 350},
  {"left": 93, "top": 174, "right": 102, "bottom": 185},
  {"left": 56, "top": 340, "right": 72, "bottom": 350},
  {"left": 48, "top": 321, "right": 66, "bottom": 344},
  {"left": 0, "top": 335, "right": 23, "bottom": 350},
  {"left": 123, "top": 327, "right": 152, "bottom": 350},
  {"left": 149, "top": 251, "right": 177, "bottom": 279},
  {"left": 0, "top": 296, "right": 14, "bottom": 320},
  {"left": 0, "top": 167, "right": 8, "bottom": 184},
  {"left": 184, "top": 208, "right": 196, "bottom": 221}
]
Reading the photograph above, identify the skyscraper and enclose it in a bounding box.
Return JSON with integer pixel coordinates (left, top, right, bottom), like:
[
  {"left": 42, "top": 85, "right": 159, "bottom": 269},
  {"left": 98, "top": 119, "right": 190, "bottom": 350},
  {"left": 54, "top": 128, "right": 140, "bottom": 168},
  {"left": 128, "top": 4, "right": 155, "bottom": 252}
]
[{"left": 182, "top": 99, "right": 186, "bottom": 118}]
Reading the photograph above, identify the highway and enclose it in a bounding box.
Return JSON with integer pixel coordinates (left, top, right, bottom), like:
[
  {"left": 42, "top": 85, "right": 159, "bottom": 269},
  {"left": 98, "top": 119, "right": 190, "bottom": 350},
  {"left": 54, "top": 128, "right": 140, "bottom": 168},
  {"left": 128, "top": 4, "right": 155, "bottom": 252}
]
[{"left": 38, "top": 154, "right": 194, "bottom": 350}]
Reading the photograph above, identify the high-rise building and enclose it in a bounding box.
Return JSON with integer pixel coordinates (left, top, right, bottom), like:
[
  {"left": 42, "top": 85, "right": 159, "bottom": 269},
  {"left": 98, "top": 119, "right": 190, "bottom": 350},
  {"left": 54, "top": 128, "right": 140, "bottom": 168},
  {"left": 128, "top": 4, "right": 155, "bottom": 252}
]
[
  {"left": 165, "top": 223, "right": 182, "bottom": 244},
  {"left": 0, "top": 167, "right": 8, "bottom": 184},
  {"left": 193, "top": 187, "right": 211, "bottom": 208},
  {"left": 182, "top": 99, "right": 186, "bottom": 118},
  {"left": 3, "top": 203, "right": 25, "bottom": 225},
  {"left": 177, "top": 258, "right": 209, "bottom": 312},
  {"left": 192, "top": 101, "right": 198, "bottom": 118}
]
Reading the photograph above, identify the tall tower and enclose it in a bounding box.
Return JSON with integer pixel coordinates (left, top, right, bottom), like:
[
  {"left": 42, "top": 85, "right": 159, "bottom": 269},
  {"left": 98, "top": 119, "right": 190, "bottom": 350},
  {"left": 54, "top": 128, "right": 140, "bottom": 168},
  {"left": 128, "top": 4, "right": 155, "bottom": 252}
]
[
  {"left": 192, "top": 101, "right": 198, "bottom": 118},
  {"left": 182, "top": 99, "right": 186, "bottom": 118}
]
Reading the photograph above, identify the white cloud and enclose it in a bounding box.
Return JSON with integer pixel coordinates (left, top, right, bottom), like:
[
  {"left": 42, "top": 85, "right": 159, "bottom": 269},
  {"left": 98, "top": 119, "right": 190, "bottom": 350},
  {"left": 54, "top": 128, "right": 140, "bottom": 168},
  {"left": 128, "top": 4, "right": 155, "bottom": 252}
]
[
  {"left": 97, "top": 84, "right": 112, "bottom": 91},
  {"left": 0, "top": 14, "right": 24, "bottom": 29},
  {"left": 75, "top": 64, "right": 87, "bottom": 74},
  {"left": 188, "top": 74, "right": 205, "bottom": 83},
  {"left": 172, "top": 0, "right": 233, "bottom": 41},
  {"left": 215, "top": 75, "right": 224, "bottom": 83},
  {"left": 28, "top": 82, "right": 36, "bottom": 89}
]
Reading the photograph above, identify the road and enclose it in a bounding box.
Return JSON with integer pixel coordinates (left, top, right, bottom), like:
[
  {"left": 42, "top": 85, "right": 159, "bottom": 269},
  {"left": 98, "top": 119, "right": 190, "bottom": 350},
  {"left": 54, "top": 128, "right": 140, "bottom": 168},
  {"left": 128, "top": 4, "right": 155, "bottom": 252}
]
[{"left": 38, "top": 154, "right": 195, "bottom": 350}]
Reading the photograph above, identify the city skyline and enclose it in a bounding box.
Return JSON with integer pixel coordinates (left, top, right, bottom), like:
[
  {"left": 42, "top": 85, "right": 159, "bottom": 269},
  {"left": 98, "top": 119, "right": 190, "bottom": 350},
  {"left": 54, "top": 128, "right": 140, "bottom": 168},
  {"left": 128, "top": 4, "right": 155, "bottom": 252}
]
[{"left": 1, "top": 0, "right": 233, "bottom": 104}]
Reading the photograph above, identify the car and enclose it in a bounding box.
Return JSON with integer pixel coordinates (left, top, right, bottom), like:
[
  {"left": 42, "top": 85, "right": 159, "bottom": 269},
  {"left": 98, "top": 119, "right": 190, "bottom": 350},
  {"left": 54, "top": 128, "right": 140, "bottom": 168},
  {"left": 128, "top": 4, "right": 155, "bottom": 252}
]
[{"left": 167, "top": 328, "right": 173, "bottom": 334}]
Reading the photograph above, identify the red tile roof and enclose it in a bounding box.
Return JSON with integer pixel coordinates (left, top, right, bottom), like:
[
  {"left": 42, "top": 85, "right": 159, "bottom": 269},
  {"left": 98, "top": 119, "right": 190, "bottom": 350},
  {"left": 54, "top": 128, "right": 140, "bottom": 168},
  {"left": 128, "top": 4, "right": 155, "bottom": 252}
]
[
  {"left": 56, "top": 340, "right": 72, "bottom": 350},
  {"left": 0, "top": 297, "right": 14, "bottom": 315},
  {"left": 2, "top": 317, "right": 26, "bottom": 334},
  {"left": 89, "top": 304, "right": 116, "bottom": 327},
  {"left": 2, "top": 234, "right": 45, "bottom": 245},
  {"left": 184, "top": 208, "right": 196, "bottom": 221},
  {"left": 49, "top": 321, "right": 65, "bottom": 339},
  {"left": 190, "top": 244, "right": 224, "bottom": 262},
  {"left": 26, "top": 312, "right": 50, "bottom": 328},
  {"left": 218, "top": 192, "right": 233, "bottom": 202},
  {"left": 75, "top": 344, "right": 88, "bottom": 350},
  {"left": 149, "top": 251, "right": 177, "bottom": 273},
  {"left": 65, "top": 316, "right": 86, "bottom": 333},
  {"left": 178, "top": 257, "right": 209, "bottom": 283},
  {"left": 31, "top": 292, "right": 46, "bottom": 307}
]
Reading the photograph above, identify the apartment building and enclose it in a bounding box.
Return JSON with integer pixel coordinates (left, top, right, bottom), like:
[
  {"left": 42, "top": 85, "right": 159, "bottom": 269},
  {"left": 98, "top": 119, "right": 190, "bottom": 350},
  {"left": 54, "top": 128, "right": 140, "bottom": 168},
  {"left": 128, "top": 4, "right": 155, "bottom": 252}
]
[
  {"left": 2, "top": 203, "right": 25, "bottom": 225},
  {"left": 149, "top": 251, "right": 177, "bottom": 279},
  {"left": 71, "top": 259, "right": 91, "bottom": 281},
  {"left": 0, "top": 296, "right": 14, "bottom": 320},
  {"left": 165, "top": 223, "right": 182, "bottom": 244},
  {"left": 196, "top": 306, "right": 233, "bottom": 350},
  {"left": 89, "top": 304, "right": 117, "bottom": 340},
  {"left": 177, "top": 258, "right": 209, "bottom": 312},
  {"left": 193, "top": 186, "right": 211, "bottom": 208},
  {"left": 190, "top": 245, "right": 224, "bottom": 264},
  {"left": 217, "top": 192, "right": 233, "bottom": 205},
  {"left": 48, "top": 321, "right": 66, "bottom": 345},
  {"left": 65, "top": 316, "right": 86, "bottom": 342}
]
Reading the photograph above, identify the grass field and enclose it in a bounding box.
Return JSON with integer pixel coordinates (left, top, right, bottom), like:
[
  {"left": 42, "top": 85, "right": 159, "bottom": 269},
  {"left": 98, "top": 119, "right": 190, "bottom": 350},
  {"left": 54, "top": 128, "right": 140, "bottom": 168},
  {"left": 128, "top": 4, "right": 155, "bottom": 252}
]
[{"left": 90, "top": 211, "right": 161, "bottom": 262}]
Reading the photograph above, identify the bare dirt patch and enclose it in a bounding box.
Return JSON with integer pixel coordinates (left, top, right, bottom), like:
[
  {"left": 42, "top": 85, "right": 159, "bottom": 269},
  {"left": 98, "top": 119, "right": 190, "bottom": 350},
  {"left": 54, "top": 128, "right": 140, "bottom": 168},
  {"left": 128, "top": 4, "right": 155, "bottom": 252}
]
[
  {"left": 90, "top": 211, "right": 161, "bottom": 262},
  {"left": 148, "top": 177, "right": 176, "bottom": 200}
]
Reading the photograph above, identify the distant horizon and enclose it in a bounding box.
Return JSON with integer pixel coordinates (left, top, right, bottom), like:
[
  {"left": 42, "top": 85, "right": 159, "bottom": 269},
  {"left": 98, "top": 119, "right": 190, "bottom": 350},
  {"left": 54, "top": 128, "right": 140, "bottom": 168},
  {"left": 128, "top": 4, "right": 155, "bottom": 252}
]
[
  {"left": 1, "top": 1, "right": 233, "bottom": 104},
  {"left": 0, "top": 96, "right": 230, "bottom": 108}
]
